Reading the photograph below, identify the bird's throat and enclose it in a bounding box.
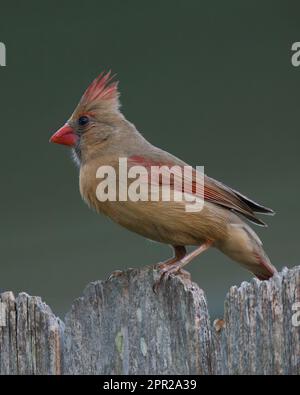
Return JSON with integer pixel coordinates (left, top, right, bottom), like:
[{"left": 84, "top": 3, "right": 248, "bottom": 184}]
[{"left": 72, "top": 143, "right": 82, "bottom": 167}]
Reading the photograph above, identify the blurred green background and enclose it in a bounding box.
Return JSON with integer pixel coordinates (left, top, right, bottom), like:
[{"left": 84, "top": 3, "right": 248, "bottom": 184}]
[{"left": 0, "top": 0, "right": 299, "bottom": 319}]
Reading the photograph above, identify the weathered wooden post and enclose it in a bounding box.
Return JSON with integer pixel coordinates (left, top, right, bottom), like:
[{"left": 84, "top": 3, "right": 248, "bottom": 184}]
[
  {"left": 0, "top": 42, "right": 6, "bottom": 67},
  {"left": 0, "top": 266, "right": 299, "bottom": 374},
  {"left": 0, "top": 292, "right": 63, "bottom": 374}
]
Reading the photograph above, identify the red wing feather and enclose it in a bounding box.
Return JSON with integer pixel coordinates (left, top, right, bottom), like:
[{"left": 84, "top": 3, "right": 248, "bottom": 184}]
[{"left": 128, "top": 155, "right": 268, "bottom": 226}]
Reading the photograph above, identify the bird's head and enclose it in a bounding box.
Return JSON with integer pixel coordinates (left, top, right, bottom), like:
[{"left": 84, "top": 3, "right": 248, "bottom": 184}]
[{"left": 50, "top": 71, "right": 121, "bottom": 164}]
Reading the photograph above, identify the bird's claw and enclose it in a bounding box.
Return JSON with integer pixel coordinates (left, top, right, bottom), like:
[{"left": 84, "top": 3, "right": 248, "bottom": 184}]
[
  {"left": 153, "top": 262, "right": 190, "bottom": 293},
  {"left": 154, "top": 261, "right": 170, "bottom": 271},
  {"left": 107, "top": 270, "right": 123, "bottom": 280}
]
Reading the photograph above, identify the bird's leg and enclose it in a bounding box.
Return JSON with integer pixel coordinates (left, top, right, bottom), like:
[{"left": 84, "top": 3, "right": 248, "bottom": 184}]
[
  {"left": 157, "top": 241, "right": 213, "bottom": 286},
  {"left": 153, "top": 245, "right": 186, "bottom": 293},
  {"left": 155, "top": 245, "right": 187, "bottom": 271}
]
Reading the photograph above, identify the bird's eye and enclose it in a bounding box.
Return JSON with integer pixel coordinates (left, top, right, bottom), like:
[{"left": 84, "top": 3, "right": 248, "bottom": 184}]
[{"left": 78, "top": 115, "right": 89, "bottom": 126}]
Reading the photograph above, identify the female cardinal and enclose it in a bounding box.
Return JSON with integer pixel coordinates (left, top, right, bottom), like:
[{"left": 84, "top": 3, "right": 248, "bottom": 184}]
[{"left": 50, "top": 71, "right": 277, "bottom": 286}]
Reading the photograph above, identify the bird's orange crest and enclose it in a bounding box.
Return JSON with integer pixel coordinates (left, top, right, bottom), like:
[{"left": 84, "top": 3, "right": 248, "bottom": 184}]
[{"left": 81, "top": 71, "right": 119, "bottom": 105}]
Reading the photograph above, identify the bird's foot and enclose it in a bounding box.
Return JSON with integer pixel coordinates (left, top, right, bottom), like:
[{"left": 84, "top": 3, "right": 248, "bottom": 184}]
[
  {"left": 153, "top": 261, "right": 191, "bottom": 293},
  {"left": 107, "top": 270, "right": 123, "bottom": 280},
  {"left": 154, "top": 261, "right": 172, "bottom": 271},
  {"left": 154, "top": 257, "right": 178, "bottom": 271}
]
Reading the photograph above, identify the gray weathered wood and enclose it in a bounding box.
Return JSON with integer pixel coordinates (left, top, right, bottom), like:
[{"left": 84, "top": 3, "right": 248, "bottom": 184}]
[
  {"left": 0, "top": 292, "right": 64, "bottom": 375},
  {"left": 212, "top": 266, "right": 300, "bottom": 374},
  {"left": 63, "top": 269, "right": 212, "bottom": 374},
  {"left": 0, "top": 266, "right": 299, "bottom": 374}
]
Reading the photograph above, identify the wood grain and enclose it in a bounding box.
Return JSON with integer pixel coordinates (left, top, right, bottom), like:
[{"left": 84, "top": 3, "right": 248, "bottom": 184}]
[{"left": 1, "top": 266, "right": 299, "bottom": 374}]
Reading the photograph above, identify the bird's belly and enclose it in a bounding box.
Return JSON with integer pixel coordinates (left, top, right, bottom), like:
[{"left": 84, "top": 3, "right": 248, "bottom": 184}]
[
  {"left": 96, "top": 199, "right": 227, "bottom": 246},
  {"left": 80, "top": 160, "right": 228, "bottom": 245}
]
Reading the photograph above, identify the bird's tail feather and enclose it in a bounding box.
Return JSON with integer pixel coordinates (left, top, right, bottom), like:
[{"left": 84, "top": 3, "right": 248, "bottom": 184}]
[
  {"left": 232, "top": 189, "right": 275, "bottom": 215},
  {"left": 242, "top": 246, "right": 277, "bottom": 280},
  {"left": 218, "top": 222, "right": 277, "bottom": 280}
]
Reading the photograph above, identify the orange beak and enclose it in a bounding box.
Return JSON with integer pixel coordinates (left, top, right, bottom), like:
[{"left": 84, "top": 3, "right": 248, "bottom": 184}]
[{"left": 49, "top": 124, "right": 77, "bottom": 146}]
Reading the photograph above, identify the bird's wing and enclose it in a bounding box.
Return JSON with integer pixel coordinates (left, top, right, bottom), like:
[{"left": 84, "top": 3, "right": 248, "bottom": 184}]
[
  {"left": 128, "top": 155, "right": 273, "bottom": 226},
  {"left": 203, "top": 175, "right": 270, "bottom": 226}
]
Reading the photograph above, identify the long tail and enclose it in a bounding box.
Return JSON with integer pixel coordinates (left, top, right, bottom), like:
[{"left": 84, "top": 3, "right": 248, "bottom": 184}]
[
  {"left": 246, "top": 239, "right": 277, "bottom": 280},
  {"left": 232, "top": 188, "right": 275, "bottom": 216},
  {"left": 218, "top": 221, "right": 277, "bottom": 280}
]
